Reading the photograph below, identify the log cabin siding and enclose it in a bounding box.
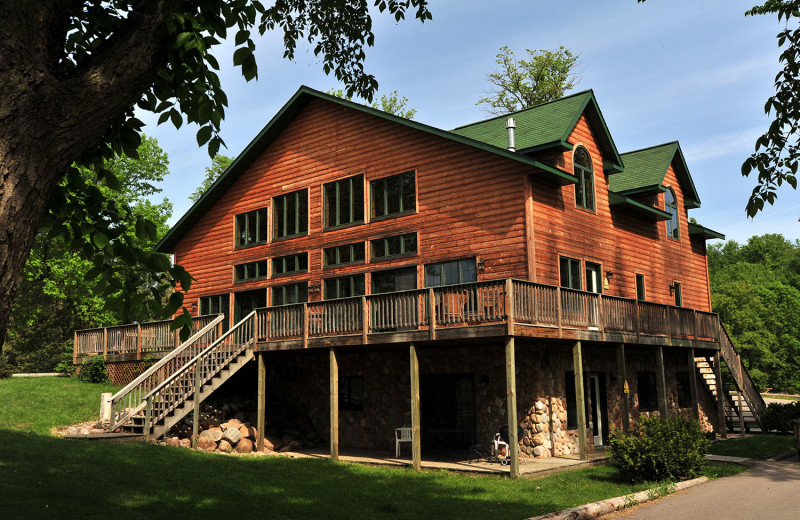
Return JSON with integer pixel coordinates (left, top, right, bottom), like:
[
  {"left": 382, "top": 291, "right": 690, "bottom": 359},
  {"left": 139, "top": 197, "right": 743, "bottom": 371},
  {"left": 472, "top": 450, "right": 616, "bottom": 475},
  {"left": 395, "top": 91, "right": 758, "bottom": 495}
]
[
  {"left": 530, "top": 115, "right": 711, "bottom": 311},
  {"left": 173, "top": 98, "right": 532, "bottom": 312}
]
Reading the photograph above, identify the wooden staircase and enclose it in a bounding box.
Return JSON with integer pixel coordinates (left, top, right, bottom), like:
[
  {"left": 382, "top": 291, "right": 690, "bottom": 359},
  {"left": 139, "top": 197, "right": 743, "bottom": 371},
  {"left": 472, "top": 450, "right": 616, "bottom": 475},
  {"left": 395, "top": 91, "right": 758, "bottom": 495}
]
[
  {"left": 109, "top": 312, "right": 257, "bottom": 440},
  {"left": 694, "top": 324, "right": 766, "bottom": 433}
]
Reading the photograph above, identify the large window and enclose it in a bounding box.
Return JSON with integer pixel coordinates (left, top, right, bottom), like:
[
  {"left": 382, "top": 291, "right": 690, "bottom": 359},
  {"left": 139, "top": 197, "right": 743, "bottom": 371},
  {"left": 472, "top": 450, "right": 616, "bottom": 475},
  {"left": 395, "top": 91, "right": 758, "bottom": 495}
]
[
  {"left": 272, "top": 252, "right": 308, "bottom": 276},
  {"left": 560, "top": 256, "right": 582, "bottom": 290},
  {"left": 235, "top": 208, "right": 268, "bottom": 247},
  {"left": 271, "top": 282, "right": 308, "bottom": 306},
  {"left": 371, "top": 233, "right": 417, "bottom": 260},
  {"left": 425, "top": 258, "right": 477, "bottom": 287},
  {"left": 637, "top": 371, "right": 658, "bottom": 412},
  {"left": 325, "top": 274, "right": 366, "bottom": 299},
  {"left": 273, "top": 189, "right": 308, "bottom": 239},
  {"left": 370, "top": 171, "right": 416, "bottom": 219},
  {"left": 665, "top": 187, "right": 679, "bottom": 239},
  {"left": 324, "top": 242, "right": 366, "bottom": 268},
  {"left": 324, "top": 175, "right": 364, "bottom": 228},
  {"left": 574, "top": 146, "right": 595, "bottom": 210},
  {"left": 234, "top": 259, "right": 268, "bottom": 282}
]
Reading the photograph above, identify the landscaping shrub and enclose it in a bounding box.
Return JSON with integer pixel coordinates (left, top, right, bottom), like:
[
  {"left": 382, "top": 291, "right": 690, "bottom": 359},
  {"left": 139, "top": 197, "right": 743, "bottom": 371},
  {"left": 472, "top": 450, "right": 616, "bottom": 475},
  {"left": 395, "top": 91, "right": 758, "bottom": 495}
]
[
  {"left": 76, "top": 355, "right": 108, "bottom": 383},
  {"left": 0, "top": 354, "right": 11, "bottom": 379},
  {"left": 608, "top": 416, "right": 711, "bottom": 483},
  {"left": 760, "top": 401, "right": 800, "bottom": 433}
]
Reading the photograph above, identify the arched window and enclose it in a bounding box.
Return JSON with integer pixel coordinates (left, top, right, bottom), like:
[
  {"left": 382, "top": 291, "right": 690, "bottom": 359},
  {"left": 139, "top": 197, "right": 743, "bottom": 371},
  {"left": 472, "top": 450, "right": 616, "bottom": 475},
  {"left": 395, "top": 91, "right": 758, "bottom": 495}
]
[
  {"left": 574, "top": 146, "right": 594, "bottom": 210},
  {"left": 665, "top": 187, "right": 679, "bottom": 239}
]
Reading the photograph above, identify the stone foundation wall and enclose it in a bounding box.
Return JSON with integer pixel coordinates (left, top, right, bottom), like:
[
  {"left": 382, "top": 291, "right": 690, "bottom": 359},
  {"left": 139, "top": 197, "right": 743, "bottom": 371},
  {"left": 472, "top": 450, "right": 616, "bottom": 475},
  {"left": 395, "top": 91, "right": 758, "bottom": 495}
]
[{"left": 265, "top": 343, "right": 720, "bottom": 457}]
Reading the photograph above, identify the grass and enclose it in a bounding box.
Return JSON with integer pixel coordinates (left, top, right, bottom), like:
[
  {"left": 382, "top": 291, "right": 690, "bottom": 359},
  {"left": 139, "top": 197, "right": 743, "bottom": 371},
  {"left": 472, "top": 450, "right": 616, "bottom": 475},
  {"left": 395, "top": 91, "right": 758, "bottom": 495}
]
[
  {"left": 0, "top": 376, "right": 746, "bottom": 520},
  {"left": 763, "top": 394, "right": 800, "bottom": 401},
  {"left": 709, "top": 434, "right": 795, "bottom": 460}
]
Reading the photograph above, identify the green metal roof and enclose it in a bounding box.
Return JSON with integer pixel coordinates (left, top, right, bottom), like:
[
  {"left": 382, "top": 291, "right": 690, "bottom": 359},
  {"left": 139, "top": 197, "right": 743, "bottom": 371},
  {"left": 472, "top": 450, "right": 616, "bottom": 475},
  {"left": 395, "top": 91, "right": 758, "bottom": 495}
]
[
  {"left": 688, "top": 222, "right": 725, "bottom": 240},
  {"left": 156, "top": 86, "right": 574, "bottom": 253},
  {"left": 612, "top": 142, "right": 701, "bottom": 208},
  {"left": 451, "top": 90, "right": 624, "bottom": 171},
  {"left": 608, "top": 193, "right": 672, "bottom": 221}
]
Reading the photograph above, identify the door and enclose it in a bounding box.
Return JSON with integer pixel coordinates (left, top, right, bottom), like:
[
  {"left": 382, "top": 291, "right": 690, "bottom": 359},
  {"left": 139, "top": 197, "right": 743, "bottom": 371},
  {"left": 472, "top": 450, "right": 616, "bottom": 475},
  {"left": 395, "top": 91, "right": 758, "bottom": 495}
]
[
  {"left": 234, "top": 289, "right": 267, "bottom": 324},
  {"left": 420, "top": 373, "right": 476, "bottom": 451},
  {"left": 587, "top": 373, "right": 609, "bottom": 446},
  {"left": 585, "top": 262, "right": 602, "bottom": 327}
]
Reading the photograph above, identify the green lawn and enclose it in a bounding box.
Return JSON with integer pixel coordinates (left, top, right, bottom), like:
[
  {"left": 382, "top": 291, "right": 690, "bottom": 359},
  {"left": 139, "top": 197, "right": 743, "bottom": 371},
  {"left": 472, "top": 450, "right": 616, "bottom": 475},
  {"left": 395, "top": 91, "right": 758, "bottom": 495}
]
[
  {"left": 0, "top": 377, "right": 744, "bottom": 520},
  {"left": 709, "top": 434, "right": 795, "bottom": 460}
]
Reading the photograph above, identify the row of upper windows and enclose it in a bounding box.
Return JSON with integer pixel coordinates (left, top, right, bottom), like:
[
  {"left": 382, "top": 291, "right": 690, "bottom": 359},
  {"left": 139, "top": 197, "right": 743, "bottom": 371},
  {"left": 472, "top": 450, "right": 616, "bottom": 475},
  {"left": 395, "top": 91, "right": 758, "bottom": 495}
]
[
  {"left": 234, "top": 171, "right": 416, "bottom": 248},
  {"left": 559, "top": 255, "right": 683, "bottom": 307},
  {"left": 208, "top": 257, "right": 479, "bottom": 309},
  {"left": 571, "top": 146, "right": 680, "bottom": 240},
  {"left": 233, "top": 233, "right": 419, "bottom": 283}
]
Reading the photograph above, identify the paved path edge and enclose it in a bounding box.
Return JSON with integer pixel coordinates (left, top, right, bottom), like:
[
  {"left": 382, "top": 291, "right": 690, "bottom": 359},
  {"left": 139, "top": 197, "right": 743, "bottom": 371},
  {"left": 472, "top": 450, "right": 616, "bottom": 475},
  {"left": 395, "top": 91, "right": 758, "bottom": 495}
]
[{"left": 523, "top": 476, "right": 709, "bottom": 520}]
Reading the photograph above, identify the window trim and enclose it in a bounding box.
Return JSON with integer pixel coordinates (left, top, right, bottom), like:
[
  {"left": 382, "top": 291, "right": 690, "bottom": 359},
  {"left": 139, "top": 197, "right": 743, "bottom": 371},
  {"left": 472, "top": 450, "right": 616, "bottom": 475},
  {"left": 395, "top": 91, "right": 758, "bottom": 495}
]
[
  {"left": 665, "top": 187, "right": 680, "bottom": 240},
  {"left": 370, "top": 232, "right": 418, "bottom": 261},
  {"left": 234, "top": 208, "right": 269, "bottom": 248},
  {"left": 323, "top": 242, "right": 366, "bottom": 268},
  {"left": 573, "top": 146, "right": 595, "bottom": 211},
  {"left": 323, "top": 174, "right": 365, "bottom": 230},
  {"left": 272, "top": 188, "right": 309, "bottom": 241},
  {"left": 272, "top": 252, "right": 309, "bottom": 278},
  {"left": 369, "top": 170, "right": 417, "bottom": 221}
]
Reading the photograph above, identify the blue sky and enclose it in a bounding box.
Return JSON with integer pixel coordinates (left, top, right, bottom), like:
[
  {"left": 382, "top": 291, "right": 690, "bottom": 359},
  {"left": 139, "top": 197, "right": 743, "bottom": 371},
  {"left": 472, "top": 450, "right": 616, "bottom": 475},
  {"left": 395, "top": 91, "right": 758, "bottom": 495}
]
[{"left": 140, "top": 0, "right": 798, "bottom": 244}]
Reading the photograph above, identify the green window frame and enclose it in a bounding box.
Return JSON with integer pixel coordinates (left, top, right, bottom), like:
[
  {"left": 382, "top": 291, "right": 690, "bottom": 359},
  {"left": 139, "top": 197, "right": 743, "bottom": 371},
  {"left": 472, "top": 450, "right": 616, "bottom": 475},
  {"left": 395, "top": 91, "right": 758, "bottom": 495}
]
[
  {"left": 235, "top": 208, "right": 268, "bottom": 247},
  {"left": 370, "top": 171, "right": 416, "bottom": 219},
  {"left": 271, "top": 282, "right": 308, "bottom": 306},
  {"left": 424, "top": 258, "right": 477, "bottom": 287},
  {"left": 636, "top": 273, "right": 646, "bottom": 301},
  {"left": 324, "top": 273, "right": 365, "bottom": 299},
  {"left": 371, "top": 233, "right": 417, "bottom": 260},
  {"left": 574, "top": 146, "right": 595, "bottom": 210},
  {"left": 273, "top": 189, "right": 308, "bottom": 239},
  {"left": 665, "top": 188, "right": 679, "bottom": 239},
  {"left": 199, "top": 293, "right": 230, "bottom": 330},
  {"left": 559, "top": 256, "right": 582, "bottom": 290},
  {"left": 324, "top": 174, "right": 364, "bottom": 228},
  {"left": 234, "top": 259, "right": 268, "bottom": 282},
  {"left": 272, "top": 252, "right": 308, "bottom": 276},
  {"left": 323, "top": 242, "right": 365, "bottom": 267}
]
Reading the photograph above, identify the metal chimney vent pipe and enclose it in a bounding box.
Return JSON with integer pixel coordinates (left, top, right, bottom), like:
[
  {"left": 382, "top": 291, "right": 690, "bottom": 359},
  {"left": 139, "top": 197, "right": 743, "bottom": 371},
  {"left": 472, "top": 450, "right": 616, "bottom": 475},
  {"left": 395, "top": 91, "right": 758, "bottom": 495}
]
[{"left": 506, "top": 118, "right": 516, "bottom": 152}]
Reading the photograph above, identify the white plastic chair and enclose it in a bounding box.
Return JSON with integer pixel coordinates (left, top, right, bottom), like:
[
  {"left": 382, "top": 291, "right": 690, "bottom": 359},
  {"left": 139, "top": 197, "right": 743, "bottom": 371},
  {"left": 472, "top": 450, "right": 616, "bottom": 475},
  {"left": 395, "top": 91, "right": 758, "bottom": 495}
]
[{"left": 395, "top": 427, "right": 413, "bottom": 457}]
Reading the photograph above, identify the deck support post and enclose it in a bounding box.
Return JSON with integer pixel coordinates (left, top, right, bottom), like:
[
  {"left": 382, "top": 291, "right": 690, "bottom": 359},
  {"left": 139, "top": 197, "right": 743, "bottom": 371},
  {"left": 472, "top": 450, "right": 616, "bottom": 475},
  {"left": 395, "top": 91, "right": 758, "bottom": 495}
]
[
  {"left": 361, "top": 296, "right": 369, "bottom": 344},
  {"left": 573, "top": 341, "right": 588, "bottom": 460},
  {"left": 192, "top": 362, "right": 201, "bottom": 449},
  {"left": 257, "top": 352, "right": 266, "bottom": 452},
  {"left": 688, "top": 348, "right": 700, "bottom": 421},
  {"left": 330, "top": 348, "right": 339, "bottom": 461},
  {"left": 73, "top": 330, "right": 78, "bottom": 364},
  {"left": 144, "top": 398, "right": 152, "bottom": 442},
  {"left": 505, "top": 280, "right": 515, "bottom": 336},
  {"left": 656, "top": 346, "right": 668, "bottom": 418},
  {"left": 410, "top": 343, "right": 421, "bottom": 471},
  {"left": 737, "top": 390, "right": 746, "bottom": 434},
  {"left": 714, "top": 351, "right": 727, "bottom": 438},
  {"left": 505, "top": 336, "right": 520, "bottom": 478},
  {"left": 136, "top": 322, "right": 142, "bottom": 361},
  {"left": 616, "top": 343, "right": 630, "bottom": 433},
  {"left": 428, "top": 289, "right": 436, "bottom": 341}
]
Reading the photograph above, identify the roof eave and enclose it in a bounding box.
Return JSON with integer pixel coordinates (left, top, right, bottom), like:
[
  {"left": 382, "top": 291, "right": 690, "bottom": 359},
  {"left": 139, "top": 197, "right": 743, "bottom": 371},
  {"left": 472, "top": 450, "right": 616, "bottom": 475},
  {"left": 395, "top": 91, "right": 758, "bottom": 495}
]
[
  {"left": 609, "top": 192, "right": 671, "bottom": 221},
  {"left": 688, "top": 222, "right": 725, "bottom": 240}
]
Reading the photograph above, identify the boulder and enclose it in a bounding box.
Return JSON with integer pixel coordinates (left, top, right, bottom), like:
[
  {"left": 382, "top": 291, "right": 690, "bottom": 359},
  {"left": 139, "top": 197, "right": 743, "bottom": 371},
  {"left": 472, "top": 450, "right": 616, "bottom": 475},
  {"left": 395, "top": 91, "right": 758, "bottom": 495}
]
[
  {"left": 264, "top": 434, "right": 283, "bottom": 451},
  {"left": 223, "top": 427, "right": 241, "bottom": 445},
  {"left": 179, "top": 438, "right": 192, "bottom": 449},
  {"left": 166, "top": 437, "right": 181, "bottom": 447},
  {"left": 200, "top": 429, "right": 224, "bottom": 442},
  {"left": 197, "top": 436, "right": 217, "bottom": 451},
  {"left": 218, "top": 439, "right": 233, "bottom": 453},
  {"left": 223, "top": 418, "right": 242, "bottom": 430},
  {"left": 236, "top": 438, "right": 254, "bottom": 453},
  {"left": 239, "top": 424, "right": 256, "bottom": 439}
]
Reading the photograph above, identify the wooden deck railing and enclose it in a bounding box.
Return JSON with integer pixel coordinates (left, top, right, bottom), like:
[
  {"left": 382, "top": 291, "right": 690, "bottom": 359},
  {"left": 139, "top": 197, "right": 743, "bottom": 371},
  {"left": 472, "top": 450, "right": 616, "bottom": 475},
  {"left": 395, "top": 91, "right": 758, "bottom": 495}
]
[
  {"left": 250, "top": 279, "right": 721, "bottom": 345},
  {"left": 74, "top": 314, "right": 220, "bottom": 360}
]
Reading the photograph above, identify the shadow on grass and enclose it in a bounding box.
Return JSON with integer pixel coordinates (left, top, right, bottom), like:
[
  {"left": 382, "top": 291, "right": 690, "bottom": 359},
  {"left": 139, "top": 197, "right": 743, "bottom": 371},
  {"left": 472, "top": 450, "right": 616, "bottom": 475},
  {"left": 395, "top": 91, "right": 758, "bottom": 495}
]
[{"left": 0, "top": 430, "right": 579, "bottom": 520}]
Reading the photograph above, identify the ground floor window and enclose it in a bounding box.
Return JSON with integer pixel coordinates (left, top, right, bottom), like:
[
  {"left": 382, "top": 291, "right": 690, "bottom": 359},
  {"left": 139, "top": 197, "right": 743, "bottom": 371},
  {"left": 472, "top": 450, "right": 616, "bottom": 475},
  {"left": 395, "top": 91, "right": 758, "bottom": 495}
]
[
  {"left": 340, "top": 376, "right": 364, "bottom": 411},
  {"left": 637, "top": 371, "right": 658, "bottom": 412},
  {"left": 676, "top": 371, "right": 692, "bottom": 408}
]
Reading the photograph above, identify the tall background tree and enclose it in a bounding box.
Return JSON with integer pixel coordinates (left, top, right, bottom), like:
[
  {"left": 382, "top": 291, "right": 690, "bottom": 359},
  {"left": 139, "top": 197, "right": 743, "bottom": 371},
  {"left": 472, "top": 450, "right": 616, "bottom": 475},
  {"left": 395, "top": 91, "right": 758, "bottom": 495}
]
[
  {"left": 189, "top": 155, "right": 234, "bottom": 203},
  {"left": 4, "top": 136, "right": 173, "bottom": 372},
  {"left": 0, "top": 1, "right": 432, "bottom": 348},
  {"left": 477, "top": 45, "right": 581, "bottom": 115},
  {"left": 708, "top": 234, "right": 800, "bottom": 393}
]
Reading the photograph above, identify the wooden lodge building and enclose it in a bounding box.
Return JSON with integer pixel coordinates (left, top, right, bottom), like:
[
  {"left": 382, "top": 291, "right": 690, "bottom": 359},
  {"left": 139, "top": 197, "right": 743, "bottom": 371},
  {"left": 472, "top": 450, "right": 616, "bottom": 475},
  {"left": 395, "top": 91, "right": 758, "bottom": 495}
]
[{"left": 75, "top": 86, "right": 764, "bottom": 476}]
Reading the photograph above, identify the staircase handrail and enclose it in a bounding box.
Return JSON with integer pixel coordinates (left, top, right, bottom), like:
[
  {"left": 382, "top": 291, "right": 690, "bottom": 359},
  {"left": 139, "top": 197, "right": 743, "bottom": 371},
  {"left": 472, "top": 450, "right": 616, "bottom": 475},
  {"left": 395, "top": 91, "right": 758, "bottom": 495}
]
[
  {"left": 141, "top": 312, "right": 256, "bottom": 429},
  {"left": 718, "top": 322, "right": 766, "bottom": 419},
  {"left": 108, "top": 314, "right": 224, "bottom": 431}
]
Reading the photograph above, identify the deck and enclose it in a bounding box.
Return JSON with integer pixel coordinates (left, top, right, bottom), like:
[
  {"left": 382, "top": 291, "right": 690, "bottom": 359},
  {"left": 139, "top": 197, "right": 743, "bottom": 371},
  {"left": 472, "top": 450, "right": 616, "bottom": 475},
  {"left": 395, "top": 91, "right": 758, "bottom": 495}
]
[{"left": 74, "top": 278, "right": 721, "bottom": 362}]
